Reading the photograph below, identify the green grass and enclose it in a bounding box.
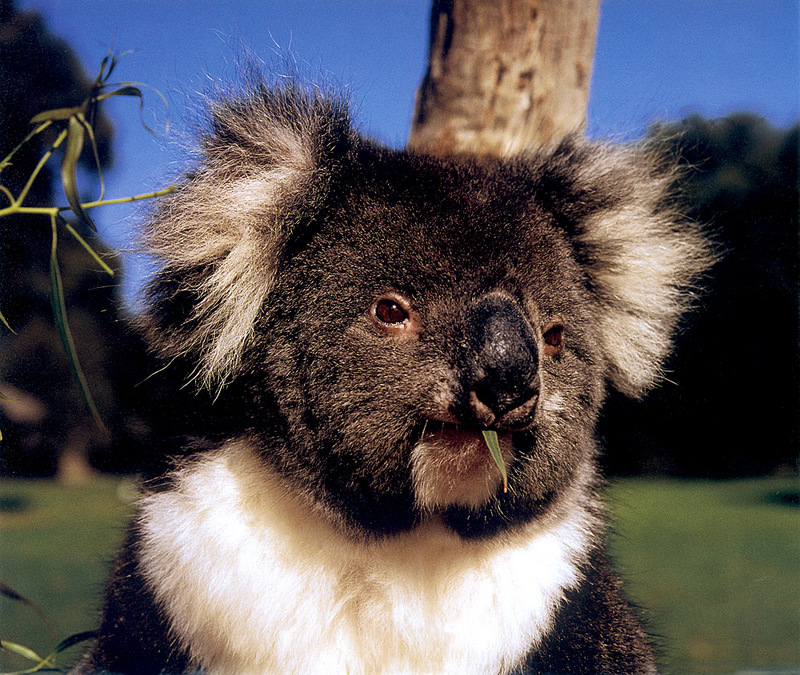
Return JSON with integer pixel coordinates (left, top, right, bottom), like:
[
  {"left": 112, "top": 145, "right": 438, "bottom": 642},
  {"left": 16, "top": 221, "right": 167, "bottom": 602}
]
[
  {"left": 606, "top": 477, "right": 800, "bottom": 674},
  {"left": 0, "top": 477, "right": 135, "bottom": 672},
  {"left": 1, "top": 476, "right": 798, "bottom": 673}
]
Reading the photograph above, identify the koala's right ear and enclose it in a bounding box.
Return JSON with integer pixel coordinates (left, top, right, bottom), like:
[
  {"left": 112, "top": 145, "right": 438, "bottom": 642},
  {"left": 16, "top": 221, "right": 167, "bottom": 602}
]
[{"left": 140, "top": 84, "right": 356, "bottom": 389}]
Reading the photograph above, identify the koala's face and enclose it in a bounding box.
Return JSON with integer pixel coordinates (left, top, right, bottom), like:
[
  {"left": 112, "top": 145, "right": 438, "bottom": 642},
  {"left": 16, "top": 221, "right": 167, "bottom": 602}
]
[
  {"left": 144, "top": 87, "right": 710, "bottom": 540},
  {"left": 243, "top": 154, "right": 606, "bottom": 539}
]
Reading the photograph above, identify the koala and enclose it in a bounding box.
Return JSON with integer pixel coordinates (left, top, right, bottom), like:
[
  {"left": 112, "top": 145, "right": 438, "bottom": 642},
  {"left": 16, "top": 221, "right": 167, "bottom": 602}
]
[{"left": 77, "top": 80, "right": 711, "bottom": 675}]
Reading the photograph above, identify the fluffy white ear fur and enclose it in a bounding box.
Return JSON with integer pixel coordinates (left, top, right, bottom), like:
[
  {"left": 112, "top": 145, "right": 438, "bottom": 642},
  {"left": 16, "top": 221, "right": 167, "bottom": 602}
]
[
  {"left": 149, "top": 170, "right": 306, "bottom": 387},
  {"left": 141, "top": 88, "right": 349, "bottom": 388},
  {"left": 566, "top": 144, "right": 713, "bottom": 397}
]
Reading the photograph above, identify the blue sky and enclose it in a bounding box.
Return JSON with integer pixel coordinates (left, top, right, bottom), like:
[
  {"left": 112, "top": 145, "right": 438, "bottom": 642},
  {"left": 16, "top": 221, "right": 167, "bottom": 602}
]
[{"left": 15, "top": 0, "right": 800, "bottom": 305}]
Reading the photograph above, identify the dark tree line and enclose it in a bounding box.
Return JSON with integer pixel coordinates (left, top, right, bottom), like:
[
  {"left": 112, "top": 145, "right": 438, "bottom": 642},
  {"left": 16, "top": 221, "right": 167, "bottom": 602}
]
[{"left": 601, "top": 114, "right": 799, "bottom": 477}]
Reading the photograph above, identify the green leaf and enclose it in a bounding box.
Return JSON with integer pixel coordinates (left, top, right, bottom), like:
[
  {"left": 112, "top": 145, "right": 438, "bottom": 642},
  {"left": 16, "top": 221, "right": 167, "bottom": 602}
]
[
  {"left": 0, "top": 307, "right": 14, "bottom": 334},
  {"left": 48, "top": 219, "right": 108, "bottom": 434},
  {"left": 0, "top": 641, "right": 43, "bottom": 664},
  {"left": 95, "top": 49, "right": 133, "bottom": 85},
  {"left": 95, "top": 85, "right": 152, "bottom": 134},
  {"left": 101, "top": 81, "right": 169, "bottom": 136},
  {"left": 29, "top": 106, "right": 83, "bottom": 124},
  {"left": 79, "top": 113, "right": 106, "bottom": 202},
  {"left": 95, "top": 52, "right": 112, "bottom": 85},
  {"left": 60, "top": 115, "right": 96, "bottom": 231},
  {"left": 0, "top": 640, "right": 57, "bottom": 674},
  {"left": 482, "top": 430, "right": 508, "bottom": 493},
  {"left": 95, "top": 84, "right": 144, "bottom": 102}
]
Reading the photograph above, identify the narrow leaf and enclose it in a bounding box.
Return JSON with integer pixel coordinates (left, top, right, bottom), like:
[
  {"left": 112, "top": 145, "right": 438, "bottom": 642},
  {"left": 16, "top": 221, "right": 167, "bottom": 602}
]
[
  {"left": 96, "top": 52, "right": 111, "bottom": 83},
  {"left": 97, "top": 49, "right": 132, "bottom": 84},
  {"left": 60, "top": 115, "right": 96, "bottom": 231},
  {"left": 482, "top": 430, "right": 508, "bottom": 493},
  {"left": 29, "top": 106, "right": 82, "bottom": 124},
  {"left": 0, "top": 640, "right": 56, "bottom": 675},
  {"left": 0, "top": 641, "right": 43, "bottom": 664},
  {"left": 95, "top": 85, "right": 144, "bottom": 102},
  {"left": 79, "top": 115, "right": 105, "bottom": 202},
  {"left": 112, "top": 80, "right": 170, "bottom": 135},
  {"left": 0, "top": 307, "right": 15, "bottom": 334},
  {"left": 48, "top": 219, "right": 108, "bottom": 434},
  {"left": 54, "top": 631, "right": 96, "bottom": 654},
  {"left": 0, "top": 627, "right": 93, "bottom": 674}
]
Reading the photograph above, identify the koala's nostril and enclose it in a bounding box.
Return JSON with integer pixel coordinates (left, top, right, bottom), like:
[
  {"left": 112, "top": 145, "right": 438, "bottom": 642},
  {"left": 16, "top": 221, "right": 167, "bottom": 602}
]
[{"left": 473, "top": 374, "right": 538, "bottom": 421}]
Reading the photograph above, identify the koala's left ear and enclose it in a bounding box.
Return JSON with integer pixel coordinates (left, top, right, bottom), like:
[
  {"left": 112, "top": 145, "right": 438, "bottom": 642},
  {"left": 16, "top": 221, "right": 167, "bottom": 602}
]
[{"left": 536, "top": 139, "right": 715, "bottom": 398}]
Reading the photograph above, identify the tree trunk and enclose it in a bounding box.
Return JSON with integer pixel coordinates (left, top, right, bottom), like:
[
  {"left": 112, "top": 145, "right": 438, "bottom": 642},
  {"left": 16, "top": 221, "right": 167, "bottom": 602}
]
[{"left": 408, "top": 0, "right": 599, "bottom": 157}]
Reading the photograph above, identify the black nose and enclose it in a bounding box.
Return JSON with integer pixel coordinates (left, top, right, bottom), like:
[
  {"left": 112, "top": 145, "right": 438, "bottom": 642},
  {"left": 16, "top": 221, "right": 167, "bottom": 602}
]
[{"left": 454, "top": 294, "right": 539, "bottom": 426}]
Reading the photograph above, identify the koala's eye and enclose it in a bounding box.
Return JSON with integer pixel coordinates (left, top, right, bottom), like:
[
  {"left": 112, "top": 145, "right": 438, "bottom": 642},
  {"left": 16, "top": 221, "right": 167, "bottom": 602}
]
[
  {"left": 543, "top": 324, "right": 564, "bottom": 354},
  {"left": 370, "top": 294, "right": 419, "bottom": 337},
  {"left": 374, "top": 299, "right": 409, "bottom": 325}
]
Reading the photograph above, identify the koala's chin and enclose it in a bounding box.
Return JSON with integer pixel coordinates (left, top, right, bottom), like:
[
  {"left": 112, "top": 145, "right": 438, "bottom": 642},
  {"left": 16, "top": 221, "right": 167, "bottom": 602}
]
[{"left": 75, "top": 80, "right": 714, "bottom": 675}]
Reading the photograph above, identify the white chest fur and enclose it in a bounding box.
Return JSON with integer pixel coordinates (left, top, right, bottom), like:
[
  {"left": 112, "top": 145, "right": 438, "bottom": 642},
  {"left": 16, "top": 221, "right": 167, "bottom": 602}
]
[{"left": 137, "top": 440, "right": 595, "bottom": 675}]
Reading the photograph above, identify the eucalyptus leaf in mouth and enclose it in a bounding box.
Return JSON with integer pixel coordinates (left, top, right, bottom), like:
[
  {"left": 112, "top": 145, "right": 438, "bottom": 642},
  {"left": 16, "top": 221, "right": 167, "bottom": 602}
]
[{"left": 481, "top": 429, "right": 508, "bottom": 493}]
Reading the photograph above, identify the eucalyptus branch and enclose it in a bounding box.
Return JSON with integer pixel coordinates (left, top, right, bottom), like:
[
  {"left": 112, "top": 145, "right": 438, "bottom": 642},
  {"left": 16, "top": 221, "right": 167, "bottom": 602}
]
[
  {"left": 48, "top": 212, "right": 108, "bottom": 435},
  {"left": 65, "top": 185, "right": 176, "bottom": 211},
  {"left": 0, "top": 120, "right": 52, "bottom": 174},
  {"left": 14, "top": 128, "right": 67, "bottom": 208},
  {"left": 0, "top": 185, "right": 176, "bottom": 221},
  {"left": 0, "top": 50, "right": 172, "bottom": 432}
]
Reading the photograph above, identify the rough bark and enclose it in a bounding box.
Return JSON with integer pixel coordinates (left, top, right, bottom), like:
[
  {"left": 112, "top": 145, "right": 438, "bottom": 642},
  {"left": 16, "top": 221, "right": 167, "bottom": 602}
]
[{"left": 408, "top": 0, "right": 599, "bottom": 157}]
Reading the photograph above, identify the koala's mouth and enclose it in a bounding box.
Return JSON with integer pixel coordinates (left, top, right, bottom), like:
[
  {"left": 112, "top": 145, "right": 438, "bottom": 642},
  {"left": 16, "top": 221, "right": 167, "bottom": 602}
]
[
  {"left": 409, "top": 420, "right": 515, "bottom": 511},
  {"left": 418, "top": 419, "right": 523, "bottom": 441},
  {"left": 421, "top": 420, "right": 486, "bottom": 439}
]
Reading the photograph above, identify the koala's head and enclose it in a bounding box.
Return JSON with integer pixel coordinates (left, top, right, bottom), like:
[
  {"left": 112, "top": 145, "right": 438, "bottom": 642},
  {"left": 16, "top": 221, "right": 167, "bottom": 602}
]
[{"left": 142, "top": 83, "right": 712, "bottom": 539}]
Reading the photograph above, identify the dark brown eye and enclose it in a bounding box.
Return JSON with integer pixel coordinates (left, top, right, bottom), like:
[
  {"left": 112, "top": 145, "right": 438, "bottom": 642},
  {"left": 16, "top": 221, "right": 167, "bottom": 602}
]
[
  {"left": 543, "top": 324, "right": 564, "bottom": 352},
  {"left": 374, "top": 298, "right": 409, "bottom": 325}
]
